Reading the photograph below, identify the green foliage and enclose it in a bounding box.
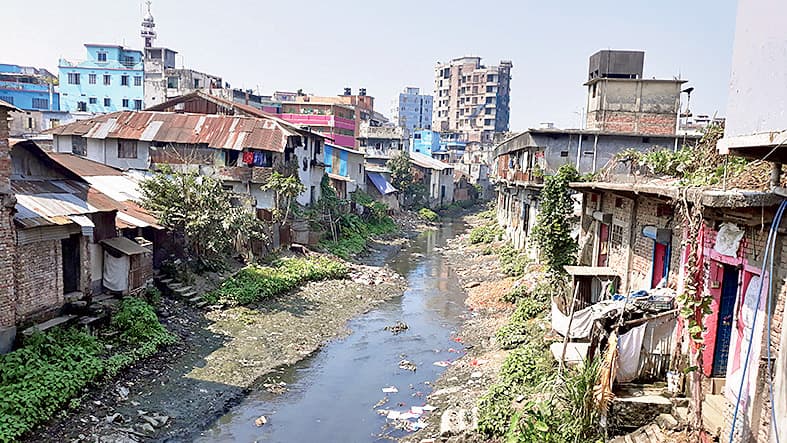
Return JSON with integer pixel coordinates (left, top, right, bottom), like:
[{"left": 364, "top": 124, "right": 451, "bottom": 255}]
[
  {"left": 205, "top": 257, "right": 348, "bottom": 306},
  {"left": 498, "top": 246, "right": 531, "bottom": 277},
  {"left": 0, "top": 299, "right": 172, "bottom": 442},
  {"left": 139, "top": 166, "right": 267, "bottom": 260},
  {"left": 497, "top": 311, "right": 544, "bottom": 350},
  {"left": 469, "top": 223, "right": 503, "bottom": 244},
  {"left": 478, "top": 208, "right": 496, "bottom": 220},
  {"left": 418, "top": 208, "right": 440, "bottom": 222},
  {"left": 142, "top": 285, "right": 162, "bottom": 305},
  {"left": 261, "top": 171, "right": 306, "bottom": 223},
  {"left": 531, "top": 164, "right": 580, "bottom": 274},
  {"left": 386, "top": 151, "right": 427, "bottom": 208}
]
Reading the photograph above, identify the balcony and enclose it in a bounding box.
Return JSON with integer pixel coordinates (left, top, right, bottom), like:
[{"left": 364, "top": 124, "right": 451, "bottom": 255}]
[{"left": 215, "top": 166, "right": 276, "bottom": 184}]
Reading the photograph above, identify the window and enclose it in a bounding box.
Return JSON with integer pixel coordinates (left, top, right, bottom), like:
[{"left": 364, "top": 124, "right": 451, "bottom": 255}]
[
  {"left": 117, "top": 140, "right": 138, "bottom": 159},
  {"left": 167, "top": 77, "right": 179, "bottom": 89},
  {"left": 0, "top": 96, "right": 12, "bottom": 104},
  {"left": 89, "top": 74, "right": 97, "bottom": 84},
  {"left": 31, "top": 98, "right": 48, "bottom": 109},
  {"left": 358, "top": 164, "right": 362, "bottom": 174},
  {"left": 67, "top": 73, "right": 80, "bottom": 85},
  {"left": 193, "top": 79, "right": 201, "bottom": 88},
  {"left": 611, "top": 224, "right": 624, "bottom": 249},
  {"left": 97, "top": 52, "right": 107, "bottom": 62},
  {"left": 122, "top": 99, "right": 129, "bottom": 108},
  {"left": 121, "top": 75, "right": 129, "bottom": 86},
  {"left": 642, "top": 137, "right": 651, "bottom": 143},
  {"left": 49, "top": 119, "right": 60, "bottom": 128},
  {"left": 484, "top": 119, "right": 492, "bottom": 125},
  {"left": 103, "top": 75, "right": 111, "bottom": 85},
  {"left": 72, "top": 136, "right": 87, "bottom": 155},
  {"left": 134, "top": 76, "right": 142, "bottom": 86},
  {"left": 103, "top": 98, "right": 111, "bottom": 107},
  {"left": 89, "top": 97, "right": 97, "bottom": 104},
  {"left": 77, "top": 101, "right": 87, "bottom": 112},
  {"left": 134, "top": 99, "right": 142, "bottom": 110},
  {"left": 485, "top": 108, "right": 492, "bottom": 115}
]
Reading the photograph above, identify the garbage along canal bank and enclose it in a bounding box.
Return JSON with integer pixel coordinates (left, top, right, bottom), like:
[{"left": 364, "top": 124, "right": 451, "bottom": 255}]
[
  {"left": 23, "top": 236, "right": 412, "bottom": 443},
  {"left": 196, "top": 221, "right": 469, "bottom": 442}
]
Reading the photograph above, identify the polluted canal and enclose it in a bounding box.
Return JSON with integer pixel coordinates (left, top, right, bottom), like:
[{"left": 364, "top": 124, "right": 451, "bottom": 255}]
[{"left": 197, "top": 222, "right": 469, "bottom": 442}]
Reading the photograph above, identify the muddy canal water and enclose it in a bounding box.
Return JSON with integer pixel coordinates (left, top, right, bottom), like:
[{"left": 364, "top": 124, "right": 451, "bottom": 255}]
[{"left": 196, "top": 222, "right": 468, "bottom": 442}]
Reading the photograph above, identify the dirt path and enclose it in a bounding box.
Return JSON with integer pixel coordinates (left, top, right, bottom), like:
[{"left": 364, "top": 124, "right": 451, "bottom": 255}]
[
  {"left": 402, "top": 214, "right": 516, "bottom": 443},
  {"left": 25, "top": 234, "right": 415, "bottom": 443}
]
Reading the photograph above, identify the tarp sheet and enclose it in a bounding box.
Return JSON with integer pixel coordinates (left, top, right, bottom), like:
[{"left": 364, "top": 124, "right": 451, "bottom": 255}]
[
  {"left": 714, "top": 222, "right": 745, "bottom": 257},
  {"left": 367, "top": 172, "right": 398, "bottom": 195},
  {"left": 103, "top": 250, "right": 129, "bottom": 292},
  {"left": 551, "top": 299, "right": 626, "bottom": 339}
]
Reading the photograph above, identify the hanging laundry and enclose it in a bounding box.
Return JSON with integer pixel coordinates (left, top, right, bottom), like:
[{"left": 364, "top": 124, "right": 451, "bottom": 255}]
[{"left": 242, "top": 151, "right": 254, "bottom": 164}]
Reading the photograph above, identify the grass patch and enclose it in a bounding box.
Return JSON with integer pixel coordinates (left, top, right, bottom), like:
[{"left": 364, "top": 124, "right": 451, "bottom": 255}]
[
  {"left": 204, "top": 256, "right": 349, "bottom": 306},
  {"left": 320, "top": 215, "right": 397, "bottom": 260},
  {"left": 0, "top": 298, "right": 175, "bottom": 442}
]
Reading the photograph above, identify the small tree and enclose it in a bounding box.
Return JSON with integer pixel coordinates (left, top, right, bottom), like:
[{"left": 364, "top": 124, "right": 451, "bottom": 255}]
[
  {"left": 387, "top": 150, "right": 414, "bottom": 192},
  {"left": 261, "top": 171, "right": 306, "bottom": 223},
  {"left": 531, "top": 164, "right": 580, "bottom": 274},
  {"left": 139, "top": 166, "right": 266, "bottom": 260},
  {"left": 387, "top": 151, "right": 426, "bottom": 208}
]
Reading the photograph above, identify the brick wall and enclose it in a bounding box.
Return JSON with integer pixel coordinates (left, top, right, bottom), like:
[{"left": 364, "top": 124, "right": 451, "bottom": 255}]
[
  {"left": 0, "top": 107, "right": 16, "bottom": 329},
  {"left": 14, "top": 240, "right": 63, "bottom": 324},
  {"left": 587, "top": 110, "right": 676, "bottom": 136}
]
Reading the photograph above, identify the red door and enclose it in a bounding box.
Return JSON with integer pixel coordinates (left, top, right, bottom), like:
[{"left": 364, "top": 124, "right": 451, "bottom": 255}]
[
  {"left": 597, "top": 223, "right": 609, "bottom": 267},
  {"left": 652, "top": 242, "right": 667, "bottom": 288}
]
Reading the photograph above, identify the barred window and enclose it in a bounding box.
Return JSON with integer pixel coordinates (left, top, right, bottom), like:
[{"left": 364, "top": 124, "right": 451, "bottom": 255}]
[
  {"left": 72, "top": 136, "right": 87, "bottom": 156},
  {"left": 611, "top": 224, "right": 624, "bottom": 248},
  {"left": 117, "top": 140, "right": 138, "bottom": 159}
]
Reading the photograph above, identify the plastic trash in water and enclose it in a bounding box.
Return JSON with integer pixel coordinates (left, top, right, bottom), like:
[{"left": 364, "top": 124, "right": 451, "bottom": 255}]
[
  {"left": 433, "top": 361, "right": 451, "bottom": 367},
  {"left": 382, "top": 386, "right": 399, "bottom": 393}
]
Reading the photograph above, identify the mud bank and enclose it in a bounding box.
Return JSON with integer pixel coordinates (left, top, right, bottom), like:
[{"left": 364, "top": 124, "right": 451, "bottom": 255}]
[{"left": 25, "top": 236, "right": 412, "bottom": 443}]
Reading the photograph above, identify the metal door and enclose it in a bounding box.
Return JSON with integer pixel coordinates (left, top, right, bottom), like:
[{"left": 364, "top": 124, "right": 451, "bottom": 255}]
[{"left": 712, "top": 264, "right": 739, "bottom": 377}]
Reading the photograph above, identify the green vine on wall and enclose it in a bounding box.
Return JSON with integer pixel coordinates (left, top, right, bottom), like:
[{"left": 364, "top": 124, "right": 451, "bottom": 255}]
[{"left": 531, "top": 164, "right": 580, "bottom": 274}]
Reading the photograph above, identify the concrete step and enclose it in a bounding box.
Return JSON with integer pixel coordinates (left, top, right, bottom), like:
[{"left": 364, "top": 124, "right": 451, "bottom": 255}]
[
  {"left": 188, "top": 295, "right": 202, "bottom": 304},
  {"left": 173, "top": 286, "right": 194, "bottom": 296},
  {"left": 64, "top": 291, "right": 84, "bottom": 303},
  {"left": 195, "top": 301, "right": 209, "bottom": 309},
  {"left": 92, "top": 294, "right": 115, "bottom": 303},
  {"left": 159, "top": 278, "right": 173, "bottom": 285},
  {"left": 168, "top": 283, "right": 183, "bottom": 290},
  {"left": 702, "top": 394, "right": 727, "bottom": 437},
  {"left": 22, "top": 315, "right": 78, "bottom": 336}
]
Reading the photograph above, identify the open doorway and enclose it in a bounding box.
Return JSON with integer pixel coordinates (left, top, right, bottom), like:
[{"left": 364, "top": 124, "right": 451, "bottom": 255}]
[
  {"left": 712, "top": 263, "right": 739, "bottom": 377},
  {"left": 62, "top": 234, "right": 80, "bottom": 294}
]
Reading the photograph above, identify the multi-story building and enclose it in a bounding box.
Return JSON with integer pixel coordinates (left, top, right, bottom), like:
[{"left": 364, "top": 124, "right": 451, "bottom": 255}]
[
  {"left": 290, "top": 88, "right": 375, "bottom": 150},
  {"left": 410, "top": 130, "right": 440, "bottom": 156},
  {"left": 585, "top": 50, "right": 684, "bottom": 136},
  {"left": 58, "top": 44, "right": 144, "bottom": 114},
  {"left": 357, "top": 122, "right": 408, "bottom": 158},
  {"left": 279, "top": 101, "right": 356, "bottom": 148},
  {"left": 392, "top": 87, "right": 432, "bottom": 133},
  {"left": 0, "top": 64, "right": 72, "bottom": 136},
  {"left": 140, "top": 2, "right": 223, "bottom": 107},
  {"left": 0, "top": 64, "right": 58, "bottom": 112},
  {"left": 433, "top": 57, "right": 512, "bottom": 143}
]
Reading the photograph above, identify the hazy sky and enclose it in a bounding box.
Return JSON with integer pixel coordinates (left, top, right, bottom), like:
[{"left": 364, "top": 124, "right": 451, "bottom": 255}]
[{"left": 3, "top": 0, "right": 738, "bottom": 129}]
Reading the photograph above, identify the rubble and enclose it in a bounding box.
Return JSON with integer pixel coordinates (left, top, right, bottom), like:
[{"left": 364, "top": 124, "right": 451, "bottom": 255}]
[{"left": 384, "top": 321, "right": 409, "bottom": 335}]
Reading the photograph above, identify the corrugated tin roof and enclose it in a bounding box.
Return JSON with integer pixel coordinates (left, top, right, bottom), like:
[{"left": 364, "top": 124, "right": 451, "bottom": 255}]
[
  {"left": 46, "top": 153, "right": 124, "bottom": 177},
  {"left": 409, "top": 152, "right": 453, "bottom": 171},
  {"left": 49, "top": 111, "right": 298, "bottom": 153},
  {"left": 100, "top": 236, "right": 150, "bottom": 256},
  {"left": 366, "top": 172, "right": 398, "bottom": 195},
  {"left": 14, "top": 192, "right": 105, "bottom": 229}
]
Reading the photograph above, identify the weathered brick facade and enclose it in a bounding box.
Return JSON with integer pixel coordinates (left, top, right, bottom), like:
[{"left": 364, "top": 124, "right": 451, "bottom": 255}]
[
  {"left": 13, "top": 241, "right": 64, "bottom": 324},
  {"left": 579, "top": 190, "right": 682, "bottom": 293},
  {"left": 0, "top": 106, "right": 17, "bottom": 330}
]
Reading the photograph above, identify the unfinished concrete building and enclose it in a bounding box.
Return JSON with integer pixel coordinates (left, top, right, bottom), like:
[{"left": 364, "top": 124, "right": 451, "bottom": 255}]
[
  {"left": 585, "top": 50, "right": 684, "bottom": 136},
  {"left": 433, "top": 57, "right": 512, "bottom": 143}
]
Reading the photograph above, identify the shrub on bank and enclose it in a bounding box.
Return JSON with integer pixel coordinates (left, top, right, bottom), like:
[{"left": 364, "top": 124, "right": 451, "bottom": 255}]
[
  {"left": 469, "top": 223, "right": 502, "bottom": 244},
  {"left": 0, "top": 298, "right": 174, "bottom": 442},
  {"left": 205, "top": 256, "right": 349, "bottom": 306},
  {"left": 418, "top": 208, "right": 440, "bottom": 222},
  {"left": 498, "top": 245, "right": 530, "bottom": 277}
]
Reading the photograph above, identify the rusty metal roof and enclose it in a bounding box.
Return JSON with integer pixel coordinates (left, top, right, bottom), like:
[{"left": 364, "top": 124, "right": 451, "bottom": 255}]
[
  {"left": 49, "top": 111, "right": 301, "bottom": 153},
  {"left": 47, "top": 153, "right": 124, "bottom": 177}
]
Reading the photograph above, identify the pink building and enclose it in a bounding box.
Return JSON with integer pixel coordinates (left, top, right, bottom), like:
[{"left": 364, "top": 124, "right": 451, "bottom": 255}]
[{"left": 279, "top": 102, "right": 356, "bottom": 148}]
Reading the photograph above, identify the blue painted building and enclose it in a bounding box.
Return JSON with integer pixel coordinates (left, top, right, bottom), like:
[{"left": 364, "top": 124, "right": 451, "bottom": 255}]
[
  {"left": 0, "top": 64, "right": 59, "bottom": 111},
  {"left": 58, "top": 44, "right": 144, "bottom": 113},
  {"left": 392, "top": 87, "right": 432, "bottom": 134},
  {"left": 323, "top": 143, "right": 365, "bottom": 198},
  {"left": 410, "top": 130, "right": 441, "bottom": 156}
]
